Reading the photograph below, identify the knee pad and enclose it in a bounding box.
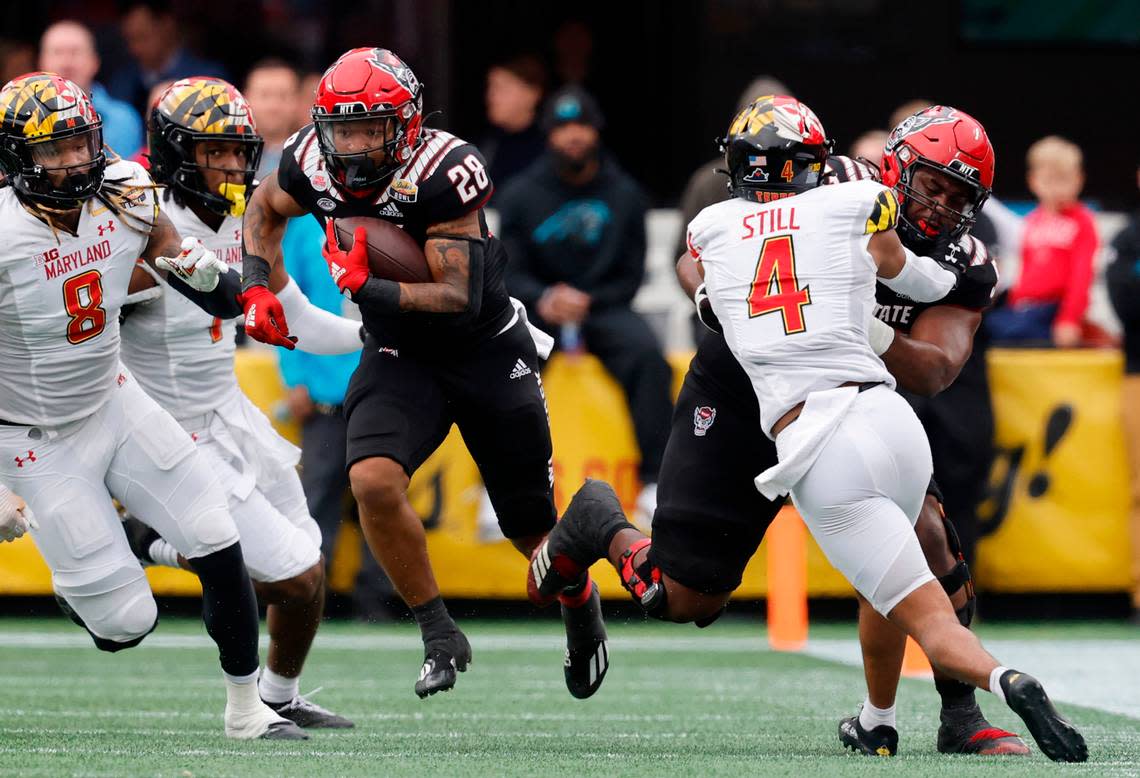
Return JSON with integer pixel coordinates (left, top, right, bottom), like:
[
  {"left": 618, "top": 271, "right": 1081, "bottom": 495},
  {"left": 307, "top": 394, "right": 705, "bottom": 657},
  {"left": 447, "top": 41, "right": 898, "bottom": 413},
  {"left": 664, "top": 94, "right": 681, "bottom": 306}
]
[
  {"left": 58, "top": 582, "right": 158, "bottom": 652},
  {"left": 936, "top": 512, "right": 976, "bottom": 628},
  {"left": 619, "top": 538, "right": 668, "bottom": 619}
]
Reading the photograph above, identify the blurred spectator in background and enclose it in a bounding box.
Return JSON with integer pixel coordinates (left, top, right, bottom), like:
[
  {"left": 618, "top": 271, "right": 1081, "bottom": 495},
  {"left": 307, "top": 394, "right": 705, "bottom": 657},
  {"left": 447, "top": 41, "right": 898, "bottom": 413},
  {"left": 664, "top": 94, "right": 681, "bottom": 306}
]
[
  {"left": 889, "top": 98, "right": 933, "bottom": 131},
  {"left": 674, "top": 76, "right": 790, "bottom": 260},
  {"left": 500, "top": 86, "right": 669, "bottom": 526},
  {"left": 277, "top": 216, "right": 393, "bottom": 619},
  {"left": 989, "top": 136, "right": 1098, "bottom": 347},
  {"left": 111, "top": 0, "right": 228, "bottom": 115},
  {"left": 1106, "top": 163, "right": 1140, "bottom": 624},
  {"left": 849, "top": 128, "right": 888, "bottom": 168},
  {"left": 244, "top": 58, "right": 302, "bottom": 178},
  {"left": 0, "top": 38, "right": 34, "bottom": 84},
  {"left": 482, "top": 55, "right": 547, "bottom": 195},
  {"left": 39, "top": 20, "right": 144, "bottom": 159},
  {"left": 296, "top": 71, "right": 322, "bottom": 128}
]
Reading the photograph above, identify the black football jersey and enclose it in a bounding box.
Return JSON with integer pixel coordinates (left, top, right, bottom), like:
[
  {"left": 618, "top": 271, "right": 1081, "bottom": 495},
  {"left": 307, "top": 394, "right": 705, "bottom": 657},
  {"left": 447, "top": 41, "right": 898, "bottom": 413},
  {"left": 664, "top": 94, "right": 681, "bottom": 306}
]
[
  {"left": 277, "top": 125, "right": 512, "bottom": 349},
  {"left": 689, "top": 155, "right": 997, "bottom": 399}
]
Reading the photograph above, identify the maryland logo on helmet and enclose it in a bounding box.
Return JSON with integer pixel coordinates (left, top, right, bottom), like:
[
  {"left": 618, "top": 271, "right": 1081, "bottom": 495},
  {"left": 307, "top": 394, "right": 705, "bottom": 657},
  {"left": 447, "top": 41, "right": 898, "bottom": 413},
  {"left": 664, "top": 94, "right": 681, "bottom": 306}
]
[
  {"left": 155, "top": 77, "right": 258, "bottom": 136},
  {"left": 0, "top": 72, "right": 106, "bottom": 208},
  {"left": 147, "top": 77, "right": 263, "bottom": 217},
  {"left": 0, "top": 72, "right": 100, "bottom": 142}
]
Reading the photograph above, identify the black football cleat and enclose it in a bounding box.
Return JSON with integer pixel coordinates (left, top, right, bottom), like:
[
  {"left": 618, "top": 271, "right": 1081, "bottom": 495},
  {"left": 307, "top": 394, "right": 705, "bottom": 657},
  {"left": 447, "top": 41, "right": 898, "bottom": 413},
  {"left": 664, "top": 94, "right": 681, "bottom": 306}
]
[
  {"left": 937, "top": 703, "right": 1029, "bottom": 755},
  {"left": 414, "top": 630, "right": 472, "bottom": 699},
  {"left": 260, "top": 720, "right": 309, "bottom": 740},
  {"left": 562, "top": 581, "right": 609, "bottom": 699},
  {"left": 839, "top": 713, "right": 898, "bottom": 757},
  {"left": 527, "top": 479, "right": 629, "bottom": 607},
  {"left": 266, "top": 693, "right": 355, "bottom": 729},
  {"left": 1001, "top": 670, "right": 1088, "bottom": 762},
  {"left": 121, "top": 515, "right": 161, "bottom": 566}
]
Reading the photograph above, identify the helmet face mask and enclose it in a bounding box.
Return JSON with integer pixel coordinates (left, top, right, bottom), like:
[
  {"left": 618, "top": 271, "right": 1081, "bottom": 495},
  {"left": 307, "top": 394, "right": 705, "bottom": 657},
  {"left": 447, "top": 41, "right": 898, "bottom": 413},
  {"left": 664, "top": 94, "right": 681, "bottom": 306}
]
[
  {"left": 880, "top": 105, "right": 994, "bottom": 250},
  {"left": 148, "top": 77, "right": 263, "bottom": 217},
  {"left": 311, "top": 47, "right": 424, "bottom": 193},
  {"left": 720, "top": 95, "right": 833, "bottom": 203},
  {"left": 0, "top": 73, "right": 106, "bottom": 210}
]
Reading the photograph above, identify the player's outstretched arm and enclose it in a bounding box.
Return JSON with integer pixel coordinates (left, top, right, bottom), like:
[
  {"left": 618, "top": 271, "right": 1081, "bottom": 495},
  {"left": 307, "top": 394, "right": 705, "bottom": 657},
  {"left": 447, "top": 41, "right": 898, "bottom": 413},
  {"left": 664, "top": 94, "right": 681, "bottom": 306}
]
[
  {"left": 878, "top": 305, "right": 981, "bottom": 396},
  {"left": 141, "top": 209, "right": 243, "bottom": 318},
  {"left": 241, "top": 172, "right": 307, "bottom": 348}
]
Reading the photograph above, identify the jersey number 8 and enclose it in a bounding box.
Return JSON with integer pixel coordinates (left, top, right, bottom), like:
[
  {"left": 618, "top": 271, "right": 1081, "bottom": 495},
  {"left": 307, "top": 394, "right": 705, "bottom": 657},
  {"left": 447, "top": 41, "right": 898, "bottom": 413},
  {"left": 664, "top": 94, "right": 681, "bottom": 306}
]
[
  {"left": 747, "top": 235, "right": 811, "bottom": 335},
  {"left": 62, "top": 270, "right": 107, "bottom": 344}
]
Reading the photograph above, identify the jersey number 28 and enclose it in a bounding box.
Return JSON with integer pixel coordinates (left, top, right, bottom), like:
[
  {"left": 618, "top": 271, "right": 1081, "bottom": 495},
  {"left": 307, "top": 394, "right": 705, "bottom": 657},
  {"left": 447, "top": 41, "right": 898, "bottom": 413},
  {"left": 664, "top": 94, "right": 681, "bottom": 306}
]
[
  {"left": 447, "top": 154, "right": 489, "bottom": 204},
  {"left": 63, "top": 270, "right": 107, "bottom": 344},
  {"left": 747, "top": 235, "right": 811, "bottom": 335}
]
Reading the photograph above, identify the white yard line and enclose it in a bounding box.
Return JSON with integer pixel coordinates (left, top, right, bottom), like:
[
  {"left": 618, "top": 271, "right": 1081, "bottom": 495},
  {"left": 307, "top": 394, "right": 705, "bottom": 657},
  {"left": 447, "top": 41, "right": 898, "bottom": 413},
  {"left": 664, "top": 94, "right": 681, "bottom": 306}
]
[{"left": 804, "top": 638, "right": 1140, "bottom": 720}]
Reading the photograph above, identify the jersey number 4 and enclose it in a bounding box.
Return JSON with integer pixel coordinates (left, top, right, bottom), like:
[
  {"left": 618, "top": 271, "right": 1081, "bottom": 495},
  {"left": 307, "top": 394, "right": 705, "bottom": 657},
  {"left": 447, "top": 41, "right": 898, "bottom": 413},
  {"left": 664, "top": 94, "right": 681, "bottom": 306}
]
[
  {"left": 747, "top": 235, "right": 811, "bottom": 334},
  {"left": 63, "top": 270, "right": 107, "bottom": 344}
]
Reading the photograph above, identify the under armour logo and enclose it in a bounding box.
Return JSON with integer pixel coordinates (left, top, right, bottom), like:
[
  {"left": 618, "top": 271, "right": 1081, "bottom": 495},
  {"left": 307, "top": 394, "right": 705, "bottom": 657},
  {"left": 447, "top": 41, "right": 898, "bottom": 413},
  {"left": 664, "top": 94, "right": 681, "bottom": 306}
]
[
  {"left": 97, "top": 220, "right": 115, "bottom": 237},
  {"left": 233, "top": 229, "right": 241, "bottom": 242},
  {"left": 14, "top": 450, "right": 36, "bottom": 468}
]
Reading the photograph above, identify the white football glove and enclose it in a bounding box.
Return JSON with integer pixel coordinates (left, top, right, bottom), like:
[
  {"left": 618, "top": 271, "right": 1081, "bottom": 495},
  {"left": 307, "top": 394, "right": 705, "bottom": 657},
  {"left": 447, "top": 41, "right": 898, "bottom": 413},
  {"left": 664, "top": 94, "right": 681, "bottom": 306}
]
[
  {"left": 156, "top": 237, "right": 228, "bottom": 292},
  {"left": 0, "top": 485, "right": 38, "bottom": 542}
]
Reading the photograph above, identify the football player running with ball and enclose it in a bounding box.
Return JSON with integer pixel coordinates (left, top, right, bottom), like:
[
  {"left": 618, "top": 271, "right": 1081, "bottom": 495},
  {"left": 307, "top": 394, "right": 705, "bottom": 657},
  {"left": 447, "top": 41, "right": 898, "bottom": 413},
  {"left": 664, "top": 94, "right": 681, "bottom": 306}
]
[
  {"left": 529, "top": 96, "right": 1086, "bottom": 762},
  {"left": 118, "top": 77, "right": 364, "bottom": 729},
  {"left": 0, "top": 73, "right": 303, "bottom": 740},
  {"left": 239, "top": 48, "right": 607, "bottom": 700}
]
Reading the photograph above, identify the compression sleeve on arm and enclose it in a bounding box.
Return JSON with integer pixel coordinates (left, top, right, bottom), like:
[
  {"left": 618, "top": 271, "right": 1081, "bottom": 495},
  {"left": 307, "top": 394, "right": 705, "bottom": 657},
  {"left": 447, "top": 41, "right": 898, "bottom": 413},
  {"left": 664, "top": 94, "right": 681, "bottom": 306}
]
[
  {"left": 167, "top": 267, "right": 244, "bottom": 318},
  {"left": 879, "top": 246, "right": 958, "bottom": 303},
  {"left": 276, "top": 278, "right": 364, "bottom": 355}
]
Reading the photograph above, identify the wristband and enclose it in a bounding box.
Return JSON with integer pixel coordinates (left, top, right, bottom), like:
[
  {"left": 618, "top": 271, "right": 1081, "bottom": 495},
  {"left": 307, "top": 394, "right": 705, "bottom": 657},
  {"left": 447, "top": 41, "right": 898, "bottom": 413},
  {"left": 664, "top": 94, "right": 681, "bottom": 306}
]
[
  {"left": 353, "top": 277, "right": 401, "bottom": 313},
  {"left": 242, "top": 253, "right": 271, "bottom": 292}
]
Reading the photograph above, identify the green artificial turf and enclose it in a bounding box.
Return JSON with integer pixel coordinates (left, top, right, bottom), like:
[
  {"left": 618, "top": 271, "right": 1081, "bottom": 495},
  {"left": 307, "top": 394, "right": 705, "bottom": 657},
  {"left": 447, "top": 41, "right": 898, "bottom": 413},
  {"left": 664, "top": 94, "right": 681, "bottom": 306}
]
[{"left": 0, "top": 618, "right": 1136, "bottom": 777}]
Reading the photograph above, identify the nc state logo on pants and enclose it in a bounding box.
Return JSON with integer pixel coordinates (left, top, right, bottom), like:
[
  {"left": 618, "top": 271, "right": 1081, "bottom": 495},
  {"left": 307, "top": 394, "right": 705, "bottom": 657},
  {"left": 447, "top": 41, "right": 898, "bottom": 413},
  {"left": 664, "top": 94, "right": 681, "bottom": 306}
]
[{"left": 693, "top": 406, "right": 716, "bottom": 436}]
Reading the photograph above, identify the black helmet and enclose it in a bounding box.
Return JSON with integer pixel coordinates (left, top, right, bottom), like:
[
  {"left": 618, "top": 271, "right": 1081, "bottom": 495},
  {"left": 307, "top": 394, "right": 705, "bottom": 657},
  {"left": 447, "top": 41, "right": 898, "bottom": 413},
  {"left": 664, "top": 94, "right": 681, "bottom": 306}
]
[
  {"left": 720, "top": 95, "right": 833, "bottom": 203},
  {"left": 148, "top": 77, "right": 263, "bottom": 216},
  {"left": 0, "top": 72, "right": 106, "bottom": 209}
]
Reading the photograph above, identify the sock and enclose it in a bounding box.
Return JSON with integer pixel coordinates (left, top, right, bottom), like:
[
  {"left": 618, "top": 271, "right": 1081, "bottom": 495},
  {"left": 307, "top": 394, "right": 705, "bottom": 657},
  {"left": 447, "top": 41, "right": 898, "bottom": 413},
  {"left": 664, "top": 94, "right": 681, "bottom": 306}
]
[
  {"left": 258, "top": 667, "right": 300, "bottom": 705},
  {"left": 412, "top": 596, "right": 457, "bottom": 645},
  {"left": 859, "top": 698, "right": 897, "bottom": 730},
  {"left": 934, "top": 675, "right": 978, "bottom": 712},
  {"left": 223, "top": 669, "right": 262, "bottom": 713},
  {"left": 194, "top": 542, "right": 260, "bottom": 678},
  {"left": 148, "top": 539, "right": 180, "bottom": 568},
  {"left": 988, "top": 665, "right": 1010, "bottom": 703}
]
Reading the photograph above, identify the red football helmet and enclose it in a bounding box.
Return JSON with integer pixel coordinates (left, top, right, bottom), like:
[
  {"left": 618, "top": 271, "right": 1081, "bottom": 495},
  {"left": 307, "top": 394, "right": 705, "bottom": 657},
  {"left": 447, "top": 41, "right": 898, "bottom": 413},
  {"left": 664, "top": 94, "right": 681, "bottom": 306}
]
[
  {"left": 311, "top": 47, "right": 424, "bottom": 192},
  {"left": 880, "top": 105, "right": 994, "bottom": 248}
]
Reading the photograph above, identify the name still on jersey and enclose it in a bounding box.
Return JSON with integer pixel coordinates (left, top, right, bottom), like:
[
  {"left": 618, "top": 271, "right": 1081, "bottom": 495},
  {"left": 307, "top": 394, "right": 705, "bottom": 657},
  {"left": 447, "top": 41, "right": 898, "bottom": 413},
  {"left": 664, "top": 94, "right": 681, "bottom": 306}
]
[
  {"left": 277, "top": 125, "right": 513, "bottom": 350},
  {"left": 0, "top": 159, "right": 158, "bottom": 425},
  {"left": 688, "top": 179, "right": 898, "bottom": 434}
]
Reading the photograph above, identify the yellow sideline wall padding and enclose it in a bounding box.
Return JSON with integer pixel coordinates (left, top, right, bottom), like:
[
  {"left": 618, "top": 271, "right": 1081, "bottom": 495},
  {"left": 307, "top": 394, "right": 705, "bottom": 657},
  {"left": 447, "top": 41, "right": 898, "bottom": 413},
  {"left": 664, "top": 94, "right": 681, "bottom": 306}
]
[{"left": 0, "top": 348, "right": 1128, "bottom": 599}]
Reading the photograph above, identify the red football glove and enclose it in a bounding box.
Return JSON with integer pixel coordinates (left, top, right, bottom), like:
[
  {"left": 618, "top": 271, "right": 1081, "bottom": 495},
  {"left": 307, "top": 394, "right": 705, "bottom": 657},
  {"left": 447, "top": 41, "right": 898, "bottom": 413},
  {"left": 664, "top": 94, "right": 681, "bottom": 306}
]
[
  {"left": 323, "top": 220, "right": 370, "bottom": 297},
  {"left": 241, "top": 285, "right": 297, "bottom": 350}
]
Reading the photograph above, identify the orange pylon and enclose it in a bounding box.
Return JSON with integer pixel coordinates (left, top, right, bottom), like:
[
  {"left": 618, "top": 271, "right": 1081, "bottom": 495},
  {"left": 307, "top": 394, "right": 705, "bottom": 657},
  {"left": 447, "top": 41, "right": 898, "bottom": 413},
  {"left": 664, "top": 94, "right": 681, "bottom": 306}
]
[{"left": 767, "top": 507, "right": 808, "bottom": 651}]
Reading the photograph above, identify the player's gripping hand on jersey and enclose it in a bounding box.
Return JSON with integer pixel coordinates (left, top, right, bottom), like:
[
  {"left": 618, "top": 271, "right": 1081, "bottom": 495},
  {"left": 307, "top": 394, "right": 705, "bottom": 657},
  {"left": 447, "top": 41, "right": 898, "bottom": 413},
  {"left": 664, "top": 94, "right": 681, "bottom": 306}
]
[
  {"left": 322, "top": 221, "right": 370, "bottom": 297},
  {"left": 155, "top": 237, "right": 229, "bottom": 291},
  {"left": 0, "top": 485, "right": 38, "bottom": 542}
]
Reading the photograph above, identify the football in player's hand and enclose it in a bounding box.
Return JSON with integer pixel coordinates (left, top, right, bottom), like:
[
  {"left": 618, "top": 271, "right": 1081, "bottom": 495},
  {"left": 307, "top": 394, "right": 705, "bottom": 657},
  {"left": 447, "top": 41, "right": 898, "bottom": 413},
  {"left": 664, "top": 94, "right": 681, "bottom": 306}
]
[{"left": 334, "top": 217, "right": 432, "bottom": 283}]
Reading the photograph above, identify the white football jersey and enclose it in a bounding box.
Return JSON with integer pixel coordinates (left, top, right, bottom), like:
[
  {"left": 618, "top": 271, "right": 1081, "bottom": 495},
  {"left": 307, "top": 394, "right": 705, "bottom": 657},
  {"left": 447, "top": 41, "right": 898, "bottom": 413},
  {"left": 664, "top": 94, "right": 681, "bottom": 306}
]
[
  {"left": 0, "top": 160, "right": 157, "bottom": 425},
  {"left": 120, "top": 198, "right": 244, "bottom": 418},
  {"left": 688, "top": 179, "right": 898, "bottom": 436}
]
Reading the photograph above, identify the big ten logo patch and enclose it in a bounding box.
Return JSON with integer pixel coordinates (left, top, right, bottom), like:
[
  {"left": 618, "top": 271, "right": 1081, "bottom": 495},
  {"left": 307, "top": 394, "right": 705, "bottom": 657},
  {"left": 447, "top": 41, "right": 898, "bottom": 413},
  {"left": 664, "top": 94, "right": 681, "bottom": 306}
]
[
  {"left": 552, "top": 458, "right": 641, "bottom": 515},
  {"left": 978, "top": 403, "right": 1073, "bottom": 537}
]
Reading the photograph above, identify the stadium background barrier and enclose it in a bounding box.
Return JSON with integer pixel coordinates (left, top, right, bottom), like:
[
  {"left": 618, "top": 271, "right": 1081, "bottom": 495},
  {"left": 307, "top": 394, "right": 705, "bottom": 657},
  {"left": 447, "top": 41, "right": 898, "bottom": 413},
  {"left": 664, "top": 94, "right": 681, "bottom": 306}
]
[{"left": 0, "top": 347, "right": 1130, "bottom": 600}]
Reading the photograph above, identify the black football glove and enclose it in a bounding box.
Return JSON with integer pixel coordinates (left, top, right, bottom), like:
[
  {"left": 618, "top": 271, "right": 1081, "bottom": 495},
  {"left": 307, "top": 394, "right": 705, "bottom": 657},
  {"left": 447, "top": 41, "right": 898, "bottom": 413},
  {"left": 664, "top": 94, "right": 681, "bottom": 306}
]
[{"left": 927, "top": 228, "right": 968, "bottom": 283}]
